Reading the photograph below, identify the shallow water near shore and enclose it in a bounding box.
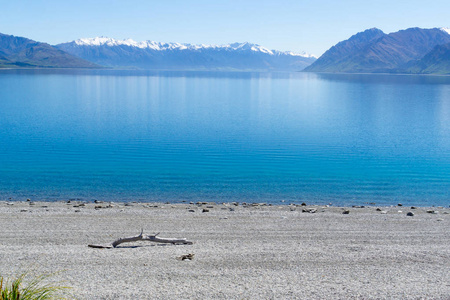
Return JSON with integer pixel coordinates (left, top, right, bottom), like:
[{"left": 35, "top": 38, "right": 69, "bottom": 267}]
[{"left": 0, "top": 69, "right": 449, "bottom": 206}]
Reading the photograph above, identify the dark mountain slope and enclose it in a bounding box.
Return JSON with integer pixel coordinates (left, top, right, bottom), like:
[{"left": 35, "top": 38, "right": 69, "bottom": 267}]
[
  {"left": 406, "top": 42, "right": 450, "bottom": 74},
  {"left": 304, "top": 27, "right": 450, "bottom": 73},
  {"left": 0, "top": 33, "right": 100, "bottom": 68},
  {"left": 304, "top": 28, "right": 386, "bottom": 72}
]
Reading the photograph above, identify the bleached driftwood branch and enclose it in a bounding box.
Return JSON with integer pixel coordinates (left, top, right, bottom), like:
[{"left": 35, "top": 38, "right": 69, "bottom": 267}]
[{"left": 88, "top": 229, "right": 193, "bottom": 249}]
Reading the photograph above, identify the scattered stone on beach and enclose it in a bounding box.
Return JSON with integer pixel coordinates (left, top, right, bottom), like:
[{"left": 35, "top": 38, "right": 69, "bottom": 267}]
[
  {"left": 380, "top": 211, "right": 387, "bottom": 214},
  {"left": 26, "top": 198, "right": 31, "bottom": 202},
  {"left": 352, "top": 205, "right": 365, "bottom": 208},
  {"left": 398, "top": 203, "right": 403, "bottom": 206},
  {"left": 202, "top": 209, "right": 209, "bottom": 213},
  {"left": 411, "top": 206, "right": 417, "bottom": 209},
  {"left": 406, "top": 212, "right": 415, "bottom": 216},
  {"left": 29, "top": 202, "right": 35, "bottom": 206},
  {"left": 20, "top": 209, "right": 28, "bottom": 212},
  {"left": 188, "top": 209, "right": 195, "bottom": 213},
  {"left": 301, "top": 202, "right": 307, "bottom": 206},
  {"left": 302, "top": 208, "right": 317, "bottom": 213},
  {"left": 426, "top": 210, "right": 437, "bottom": 214},
  {"left": 376, "top": 208, "right": 382, "bottom": 211},
  {"left": 229, "top": 208, "right": 235, "bottom": 212},
  {"left": 342, "top": 210, "right": 350, "bottom": 214},
  {"left": 124, "top": 203, "right": 134, "bottom": 207},
  {"left": 177, "top": 253, "right": 194, "bottom": 261}
]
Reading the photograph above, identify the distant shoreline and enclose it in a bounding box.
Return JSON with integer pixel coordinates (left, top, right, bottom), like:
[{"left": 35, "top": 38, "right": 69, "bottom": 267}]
[{"left": 1, "top": 67, "right": 450, "bottom": 76}]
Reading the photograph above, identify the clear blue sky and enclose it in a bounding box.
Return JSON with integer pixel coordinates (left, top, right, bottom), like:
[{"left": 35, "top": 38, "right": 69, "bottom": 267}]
[{"left": 1, "top": 0, "right": 449, "bottom": 56}]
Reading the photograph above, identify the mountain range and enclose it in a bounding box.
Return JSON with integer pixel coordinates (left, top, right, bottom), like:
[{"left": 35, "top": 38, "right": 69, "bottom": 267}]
[
  {"left": 1, "top": 28, "right": 450, "bottom": 74},
  {"left": 304, "top": 27, "right": 450, "bottom": 74},
  {"left": 56, "top": 38, "right": 316, "bottom": 71}
]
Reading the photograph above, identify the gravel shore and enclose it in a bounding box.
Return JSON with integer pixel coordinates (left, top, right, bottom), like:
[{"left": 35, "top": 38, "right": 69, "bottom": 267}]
[{"left": 0, "top": 201, "right": 449, "bottom": 299}]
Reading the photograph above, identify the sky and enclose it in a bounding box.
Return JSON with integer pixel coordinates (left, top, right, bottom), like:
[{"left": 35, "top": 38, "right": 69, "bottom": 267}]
[{"left": 1, "top": 0, "right": 450, "bottom": 56}]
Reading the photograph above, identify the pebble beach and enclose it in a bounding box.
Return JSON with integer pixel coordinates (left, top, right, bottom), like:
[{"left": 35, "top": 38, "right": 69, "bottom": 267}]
[{"left": 0, "top": 200, "right": 449, "bottom": 299}]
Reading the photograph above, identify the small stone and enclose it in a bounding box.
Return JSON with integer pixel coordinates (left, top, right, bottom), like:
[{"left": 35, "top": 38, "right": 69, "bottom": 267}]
[
  {"left": 376, "top": 208, "right": 382, "bottom": 211},
  {"left": 26, "top": 198, "right": 31, "bottom": 202},
  {"left": 406, "top": 212, "right": 414, "bottom": 216},
  {"left": 437, "top": 218, "right": 443, "bottom": 221},
  {"left": 202, "top": 209, "right": 209, "bottom": 213},
  {"left": 398, "top": 203, "right": 403, "bottom": 207},
  {"left": 20, "top": 209, "right": 28, "bottom": 212},
  {"left": 188, "top": 209, "right": 195, "bottom": 212},
  {"left": 426, "top": 210, "right": 437, "bottom": 214},
  {"left": 380, "top": 211, "right": 387, "bottom": 214},
  {"left": 342, "top": 210, "right": 350, "bottom": 214},
  {"left": 302, "top": 208, "right": 316, "bottom": 213},
  {"left": 411, "top": 206, "right": 417, "bottom": 209},
  {"left": 229, "top": 208, "right": 235, "bottom": 212},
  {"left": 301, "top": 202, "right": 307, "bottom": 206}
]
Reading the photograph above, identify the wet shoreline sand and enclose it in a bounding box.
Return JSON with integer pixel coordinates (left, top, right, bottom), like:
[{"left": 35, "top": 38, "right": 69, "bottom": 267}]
[{"left": 1, "top": 201, "right": 449, "bottom": 299}]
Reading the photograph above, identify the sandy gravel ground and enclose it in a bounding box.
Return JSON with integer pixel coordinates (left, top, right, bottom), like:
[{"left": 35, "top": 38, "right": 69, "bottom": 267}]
[{"left": 0, "top": 201, "right": 449, "bottom": 299}]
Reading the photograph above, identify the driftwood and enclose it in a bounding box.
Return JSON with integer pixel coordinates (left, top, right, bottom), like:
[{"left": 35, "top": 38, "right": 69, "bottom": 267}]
[{"left": 88, "top": 230, "right": 193, "bottom": 249}]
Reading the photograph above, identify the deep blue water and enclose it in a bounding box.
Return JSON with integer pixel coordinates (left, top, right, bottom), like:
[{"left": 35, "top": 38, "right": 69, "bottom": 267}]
[{"left": 0, "top": 69, "right": 449, "bottom": 206}]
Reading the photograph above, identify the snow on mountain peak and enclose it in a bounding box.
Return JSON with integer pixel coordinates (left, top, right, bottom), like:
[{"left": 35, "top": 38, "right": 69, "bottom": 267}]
[
  {"left": 440, "top": 27, "right": 450, "bottom": 35},
  {"left": 71, "top": 37, "right": 313, "bottom": 57}
]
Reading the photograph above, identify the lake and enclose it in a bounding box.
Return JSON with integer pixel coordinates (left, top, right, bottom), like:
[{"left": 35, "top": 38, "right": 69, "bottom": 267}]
[{"left": 0, "top": 69, "right": 449, "bottom": 206}]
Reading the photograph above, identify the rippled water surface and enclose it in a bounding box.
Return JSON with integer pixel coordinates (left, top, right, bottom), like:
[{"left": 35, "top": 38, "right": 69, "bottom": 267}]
[{"left": 0, "top": 69, "right": 449, "bottom": 206}]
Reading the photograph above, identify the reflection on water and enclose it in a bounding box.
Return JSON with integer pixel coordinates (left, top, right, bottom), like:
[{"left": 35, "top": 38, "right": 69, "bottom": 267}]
[{"left": 0, "top": 69, "right": 449, "bottom": 205}]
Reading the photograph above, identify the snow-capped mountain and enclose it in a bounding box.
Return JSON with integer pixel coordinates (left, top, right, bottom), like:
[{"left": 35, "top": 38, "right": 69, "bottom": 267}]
[
  {"left": 57, "top": 37, "right": 316, "bottom": 71},
  {"left": 440, "top": 27, "right": 450, "bottom": 35}
]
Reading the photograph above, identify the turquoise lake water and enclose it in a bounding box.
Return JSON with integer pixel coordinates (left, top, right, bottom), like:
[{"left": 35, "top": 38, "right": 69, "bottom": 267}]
[{"left": 0, "top": 69, "right": 449, "bottom": 206}]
